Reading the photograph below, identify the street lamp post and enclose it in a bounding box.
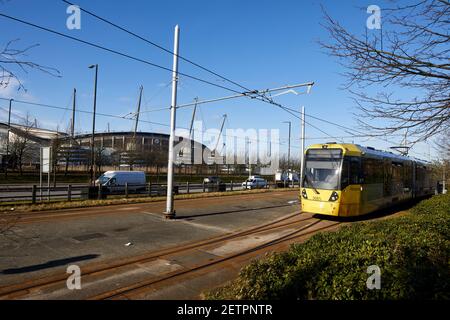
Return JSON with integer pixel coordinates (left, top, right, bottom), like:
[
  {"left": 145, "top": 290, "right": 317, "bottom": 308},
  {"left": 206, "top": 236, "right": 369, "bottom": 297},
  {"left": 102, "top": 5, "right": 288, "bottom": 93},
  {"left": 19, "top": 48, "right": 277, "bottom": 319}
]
[
  {"left": 283, "top": 121, "right": 291, "bottom": 171},
  {"left": 300, "top": 106, "right": 306, "bottom": 186},
  {"left": 89, "top": 64, "right": 98, "bottom": 186},
  {"left": 4, "top": 99, "right": 13, "bottom": 179}
]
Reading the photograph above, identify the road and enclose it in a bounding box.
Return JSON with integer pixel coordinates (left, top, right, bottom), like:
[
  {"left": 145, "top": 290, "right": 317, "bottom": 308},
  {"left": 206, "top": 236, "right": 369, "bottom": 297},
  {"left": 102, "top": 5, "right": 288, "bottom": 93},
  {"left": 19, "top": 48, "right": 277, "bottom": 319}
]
[
  {"left": 0, "top": 190, "right": 301, "bottom": 290},
  {"left": 0, "top": 182, "right": 298, "bottom": 203}
]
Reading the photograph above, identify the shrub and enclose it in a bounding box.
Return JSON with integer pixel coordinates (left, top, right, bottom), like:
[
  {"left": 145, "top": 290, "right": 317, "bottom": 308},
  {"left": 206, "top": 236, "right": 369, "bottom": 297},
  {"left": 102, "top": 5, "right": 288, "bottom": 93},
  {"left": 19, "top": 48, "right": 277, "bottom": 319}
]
[{"left": 206, "top": 194, "right": 450, "bottom": 300}]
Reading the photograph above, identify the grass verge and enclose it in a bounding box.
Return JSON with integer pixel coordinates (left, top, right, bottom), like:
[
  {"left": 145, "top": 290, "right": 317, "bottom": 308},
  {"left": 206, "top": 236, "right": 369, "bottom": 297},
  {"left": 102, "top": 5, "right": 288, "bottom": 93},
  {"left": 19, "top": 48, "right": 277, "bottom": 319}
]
[
  {"left": 206, "top": 194, "right": 450, "bottom": 300},
  {"left": 0, "top": 187, "right": 298, "bottom": 214}
]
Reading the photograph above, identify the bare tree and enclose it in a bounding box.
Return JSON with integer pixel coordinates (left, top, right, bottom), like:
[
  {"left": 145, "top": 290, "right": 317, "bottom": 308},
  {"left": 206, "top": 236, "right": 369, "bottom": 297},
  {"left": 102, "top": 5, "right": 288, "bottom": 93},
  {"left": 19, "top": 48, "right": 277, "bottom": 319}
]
[
  {"left": 435, "top": 129, "right": 450, "bottom": 161},
  {"left": 1, "top": 39, "right": 60, "bottom": 91},
  {"left": 433, "top": 128, "right": 450, "bottom": 187},
  {"left": 153, "top": 149, "right": 167, "bottom": 182},
  {"left": 9, "top": 114, "right": 35, "bottom": 175},
  {"left": 320, "top": 0, "right": 449, "bottom": 144},
  {"left": 142, "top": 149, "right": 155, "bottom": 172},
  {"left": 94, "top": 146, "right": 109, "bottom": 173}
]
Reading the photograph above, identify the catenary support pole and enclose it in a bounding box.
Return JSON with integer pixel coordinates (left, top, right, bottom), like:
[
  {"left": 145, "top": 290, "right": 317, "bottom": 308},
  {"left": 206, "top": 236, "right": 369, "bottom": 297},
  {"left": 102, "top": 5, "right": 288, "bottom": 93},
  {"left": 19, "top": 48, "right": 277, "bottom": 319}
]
[
  {"left": 300, "top": 106, "right": 305, "bottom": 186},
  {"left": 71, "top": 88, "right": 76, "bottom": 139},
  {"left": 165, "top": 25, "right": 180, "bottom": 219},
  {"left": 89, "top": 64, "right": 98, "bottom": 186},
  {"left": 288, "top": 121, "right": 291, "bottom": 171}
]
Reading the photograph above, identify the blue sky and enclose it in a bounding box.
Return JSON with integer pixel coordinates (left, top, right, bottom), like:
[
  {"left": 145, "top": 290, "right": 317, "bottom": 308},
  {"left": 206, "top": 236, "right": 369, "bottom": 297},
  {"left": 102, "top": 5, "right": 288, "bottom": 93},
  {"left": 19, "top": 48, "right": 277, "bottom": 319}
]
[{"left": 0, "top": 0, "right": 435, "bottom": 160}]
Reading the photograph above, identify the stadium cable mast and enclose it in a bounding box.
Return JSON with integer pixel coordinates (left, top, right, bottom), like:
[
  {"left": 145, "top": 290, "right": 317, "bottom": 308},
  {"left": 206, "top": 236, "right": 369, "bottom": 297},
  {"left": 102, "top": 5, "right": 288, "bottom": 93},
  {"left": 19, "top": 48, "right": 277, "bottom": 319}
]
[
  {"left": 212, "top": 114, "right": 227, "bottom": 157},
  {"left": 133, "top": 85, "right": 144, "bottom": 139}
]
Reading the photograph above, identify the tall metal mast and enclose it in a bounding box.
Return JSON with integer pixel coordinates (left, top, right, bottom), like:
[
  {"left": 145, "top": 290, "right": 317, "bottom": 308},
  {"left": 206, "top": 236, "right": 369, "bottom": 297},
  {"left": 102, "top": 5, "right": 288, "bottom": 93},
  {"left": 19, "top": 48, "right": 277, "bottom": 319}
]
[
  {"left": 213, "top": 114, "right": 227, "bottom": 155},
  {"left": 71, "top": 88, "right": 76, "bottom": 139},
  {"left": 133, "top": 85, "right": 143, "bottom": 139},
  {"left": 165, "top": 25, "right": 180, "bottom": 219}
]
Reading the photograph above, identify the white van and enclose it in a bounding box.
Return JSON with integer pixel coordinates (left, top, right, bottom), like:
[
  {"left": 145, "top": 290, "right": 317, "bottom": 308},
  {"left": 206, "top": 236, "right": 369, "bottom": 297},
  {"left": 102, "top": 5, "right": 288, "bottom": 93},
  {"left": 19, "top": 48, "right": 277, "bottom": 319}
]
[
  {"left": 96, "top": 171, "right": 146, "bottom": 193},
  {"left": 242, "top": 177, "right": 268, "bottom": 189}
]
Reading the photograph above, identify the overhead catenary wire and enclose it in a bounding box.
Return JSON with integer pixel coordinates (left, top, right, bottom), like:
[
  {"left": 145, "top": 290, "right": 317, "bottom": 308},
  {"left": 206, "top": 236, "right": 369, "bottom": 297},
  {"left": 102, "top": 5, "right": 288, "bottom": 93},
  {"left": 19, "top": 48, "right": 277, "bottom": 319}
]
[
  {"left": 0, "top": 96, "right": 405, "bottom": 152},
  {"left": 1, "top": 99, "right": 432, "bottom": 160},
  {"left": 0, "top": 98, "right": 298, "bottom": 149},
  {"left": 1, "top": 9, "right": 308, "bottom": 119},
  {"left": 61, "top": 0, "right": 260, "bottom": 93},
  {"left": 60, "top": 0, "right": 300, "bottom": 108},
  {"left": 273, "top": 103, "right": 412, "bottom": 147},
  {"left": 0, "top": 13, "right": 250, "bottom": 96},
  {"left": 0, "top": 12, "right": 321, "bottom": 135},
  {"left": 0, "top": 12, "right": 418, "bottom": 154},
  {"left": 0, "top": 10, "right": 315, "bottom": 126},
  {"left": 0, "top": 97, "right": 169, "bottom": 128},
  {"left": 0, "top": 106, "right": 31, "bottom": 123}
]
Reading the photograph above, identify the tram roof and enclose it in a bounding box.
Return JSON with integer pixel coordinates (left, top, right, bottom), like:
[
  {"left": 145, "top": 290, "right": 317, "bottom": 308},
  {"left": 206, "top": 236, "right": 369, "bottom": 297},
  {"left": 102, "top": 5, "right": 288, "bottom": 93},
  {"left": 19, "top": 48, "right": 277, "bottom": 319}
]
[{"left": 306, "top": 143, "right": 429, "bottom": 165}]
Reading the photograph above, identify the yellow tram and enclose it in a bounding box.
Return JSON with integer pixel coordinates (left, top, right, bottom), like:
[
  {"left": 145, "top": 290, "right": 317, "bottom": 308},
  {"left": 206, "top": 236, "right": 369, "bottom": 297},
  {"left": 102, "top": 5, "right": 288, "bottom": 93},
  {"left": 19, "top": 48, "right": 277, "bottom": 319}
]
[{"left": 300, "top": 143, "right": 435, "bottom": 217}]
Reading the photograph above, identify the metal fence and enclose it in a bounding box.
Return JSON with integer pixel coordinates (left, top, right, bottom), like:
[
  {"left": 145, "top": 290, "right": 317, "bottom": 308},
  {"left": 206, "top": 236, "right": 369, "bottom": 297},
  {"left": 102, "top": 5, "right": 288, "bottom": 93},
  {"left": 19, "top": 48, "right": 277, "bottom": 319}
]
[{"left": 0, "top": 181, "right": 300, "bottom": 204}]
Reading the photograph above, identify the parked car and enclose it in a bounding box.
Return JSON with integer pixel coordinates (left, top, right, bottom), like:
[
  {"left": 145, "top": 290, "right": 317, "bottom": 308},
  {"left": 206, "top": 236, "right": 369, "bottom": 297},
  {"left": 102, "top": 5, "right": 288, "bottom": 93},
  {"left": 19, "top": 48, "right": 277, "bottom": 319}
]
[
  {"left": 242, "top": 177, "right": 268, "bottom": 189},
  {"left": 203, "top": 176, "right": 226, "bottom": 192},
  {"left": 275, "top": 170, "right": 299, "bottom": 187},
  {"left": 96, "top": 171, "right": 146, "bottom": 193},
  {"left": 203, "top": 176, "right": 221, "bottom": 184}
]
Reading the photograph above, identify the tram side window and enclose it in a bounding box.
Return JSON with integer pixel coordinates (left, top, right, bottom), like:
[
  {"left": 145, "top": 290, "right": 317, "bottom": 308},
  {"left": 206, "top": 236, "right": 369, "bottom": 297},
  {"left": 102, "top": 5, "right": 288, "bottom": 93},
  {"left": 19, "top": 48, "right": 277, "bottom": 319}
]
[
  {"left": 416, "top": 166, "right": 426, "bottom": 191},
  {"left": 362, "top": 158, "right": 384, "bottom": 184},
  {"left": 392, "top": 162, "right": 403, "bottom": 182},
  {"left": 403, "top": 162, "right": 413, "bottom": 189},
  {"left": 341, "top": 157, "right": 361, "bottom": 189}
]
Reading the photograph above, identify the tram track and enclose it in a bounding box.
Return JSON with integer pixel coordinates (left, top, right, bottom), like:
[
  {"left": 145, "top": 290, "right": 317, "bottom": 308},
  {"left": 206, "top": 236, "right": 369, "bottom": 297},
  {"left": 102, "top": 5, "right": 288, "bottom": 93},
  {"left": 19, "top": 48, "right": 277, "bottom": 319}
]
[
  {"left": 90, "top": 219, "right": 342, "bottom": 300},
  {"left": 0, "top": 199, "right": 410, "bottom": 300},
  {"left": 0, "top": 210, "right": 314, "bottom": 299}
]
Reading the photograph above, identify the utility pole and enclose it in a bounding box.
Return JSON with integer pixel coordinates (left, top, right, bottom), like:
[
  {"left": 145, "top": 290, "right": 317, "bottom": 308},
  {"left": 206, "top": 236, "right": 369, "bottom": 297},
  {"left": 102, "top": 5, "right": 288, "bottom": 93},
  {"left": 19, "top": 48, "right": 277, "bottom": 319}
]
[
  {"left": 283, "top": 121, "right": 291, "bottom": 171},
  {"left": 300, "top": 106, "right": 305, "bottom": 185},
  {"left": 165, "top": 25, "right": 180, "bottom": 219},
  {"left": 4, "top": 99, "right": 12, "bottom": 179},
  {"left": 133, "top": 85, "right": 143, "bottom": 138},
  {"left": 71, "top": 88, "right": 76, "bottom": 139},
  {"left": 89, "top": 64, "right": 99, "bottom": 186}
]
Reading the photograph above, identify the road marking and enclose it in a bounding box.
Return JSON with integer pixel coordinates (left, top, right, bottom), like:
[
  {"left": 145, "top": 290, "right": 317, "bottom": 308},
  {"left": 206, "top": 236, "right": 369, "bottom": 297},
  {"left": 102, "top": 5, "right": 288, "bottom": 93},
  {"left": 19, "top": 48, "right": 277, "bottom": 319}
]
[
  {"left": 142, "top": 212, "right": 230, "bottom": 233},
  {"left": 142, "top": 213, "right": 231, "bottom": 233},
  {"left": 116, "top": 207, "right": 137, "bottom": 211}
]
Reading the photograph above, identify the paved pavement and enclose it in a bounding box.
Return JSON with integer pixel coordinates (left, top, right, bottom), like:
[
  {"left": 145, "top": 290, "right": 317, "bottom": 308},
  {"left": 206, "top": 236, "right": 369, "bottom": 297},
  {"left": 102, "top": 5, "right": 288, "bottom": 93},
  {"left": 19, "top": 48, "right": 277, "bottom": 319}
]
[{"left": 0, "top": 190, "right": 300, "bottom": 287}]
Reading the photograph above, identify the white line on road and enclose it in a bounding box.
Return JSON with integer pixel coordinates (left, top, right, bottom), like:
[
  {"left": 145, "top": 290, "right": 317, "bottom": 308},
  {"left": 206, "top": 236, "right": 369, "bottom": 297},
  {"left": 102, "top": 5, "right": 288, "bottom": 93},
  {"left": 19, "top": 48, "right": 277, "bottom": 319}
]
[{"left": 142, "top": 212, "right": 231, "bottom": 234}]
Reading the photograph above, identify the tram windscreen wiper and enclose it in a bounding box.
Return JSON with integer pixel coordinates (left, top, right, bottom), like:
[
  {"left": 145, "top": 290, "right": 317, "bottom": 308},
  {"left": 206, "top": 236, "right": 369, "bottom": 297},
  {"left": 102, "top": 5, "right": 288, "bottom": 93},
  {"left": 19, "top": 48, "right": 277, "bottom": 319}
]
[{"left": 304, "top": 174, "right": 320, "bottom": 194}]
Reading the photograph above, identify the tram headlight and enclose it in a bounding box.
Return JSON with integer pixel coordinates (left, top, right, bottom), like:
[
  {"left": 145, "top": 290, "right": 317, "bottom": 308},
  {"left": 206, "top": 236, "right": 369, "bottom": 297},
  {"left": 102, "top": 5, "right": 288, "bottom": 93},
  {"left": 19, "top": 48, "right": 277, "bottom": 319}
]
[
  {"left": 328, "top": 191, "right": 339, "bottom": 202},
  {"left": 301, "top": 189, "right": 308, "bottom": 199}
]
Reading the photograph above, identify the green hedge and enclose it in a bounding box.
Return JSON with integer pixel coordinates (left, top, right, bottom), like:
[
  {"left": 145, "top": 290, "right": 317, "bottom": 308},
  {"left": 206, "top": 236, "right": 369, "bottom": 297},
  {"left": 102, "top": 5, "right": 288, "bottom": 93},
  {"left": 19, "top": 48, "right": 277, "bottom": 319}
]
[{"left": 206, "top": 194, "right": 450, "bottom": 300}]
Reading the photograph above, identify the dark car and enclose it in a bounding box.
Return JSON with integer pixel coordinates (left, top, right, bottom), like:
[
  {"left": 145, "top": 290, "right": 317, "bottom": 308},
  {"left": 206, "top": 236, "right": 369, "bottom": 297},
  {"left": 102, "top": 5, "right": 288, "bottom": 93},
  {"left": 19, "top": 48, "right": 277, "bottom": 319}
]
[
  {"left": 203, "top": 176, "right": 226, "bottom": 192},
  {"left": 203, "top": 176, "right": 221, "bottom": 184}
]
